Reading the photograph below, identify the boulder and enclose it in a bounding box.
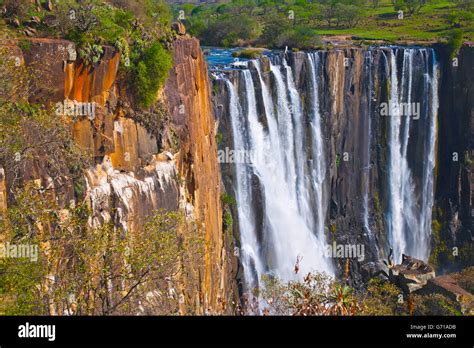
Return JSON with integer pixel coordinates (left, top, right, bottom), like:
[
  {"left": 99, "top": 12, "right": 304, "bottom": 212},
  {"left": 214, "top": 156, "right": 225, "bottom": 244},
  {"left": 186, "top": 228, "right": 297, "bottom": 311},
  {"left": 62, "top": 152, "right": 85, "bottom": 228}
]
[
  {"left": 24, "top": 27, "right": 37, "bottom": 37},
  {"left": 389, "top": 254, "right": 436, "bottom": 293},
  {"left": 43, "top": 15, "right": 59, "bottom": 28},
  {"left": 27, "top": 16, "right": 41, "bottom": 25}
]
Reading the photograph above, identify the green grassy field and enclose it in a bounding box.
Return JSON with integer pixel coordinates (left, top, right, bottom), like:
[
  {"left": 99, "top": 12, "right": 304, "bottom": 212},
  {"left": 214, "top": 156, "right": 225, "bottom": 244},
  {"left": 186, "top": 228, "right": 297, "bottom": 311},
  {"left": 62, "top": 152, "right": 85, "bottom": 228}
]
[{"left": 314, "top": 0, "right": 472, "bottom": 42}]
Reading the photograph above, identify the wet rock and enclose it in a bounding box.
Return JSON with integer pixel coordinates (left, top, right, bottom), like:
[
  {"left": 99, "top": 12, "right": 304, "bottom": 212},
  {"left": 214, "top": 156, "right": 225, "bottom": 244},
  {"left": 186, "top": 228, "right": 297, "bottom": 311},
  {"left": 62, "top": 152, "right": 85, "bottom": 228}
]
[
  {"left": 86, "top": 158, "right": 179, "bottom": 233},
  {"left": 434, "top": 45, "right": 474, "bottom": 273},
  {"left": 9, "top": 35, "right": 236, "bottom": 314},
  {"left": 360, "top": 261, "right": 386, "bottom": 280},
  {"left": 164, "top": 37, "right": 236, "bottom": 313},
  {"left": 156, "top": 151, "right": 174, "bottom": 161}
]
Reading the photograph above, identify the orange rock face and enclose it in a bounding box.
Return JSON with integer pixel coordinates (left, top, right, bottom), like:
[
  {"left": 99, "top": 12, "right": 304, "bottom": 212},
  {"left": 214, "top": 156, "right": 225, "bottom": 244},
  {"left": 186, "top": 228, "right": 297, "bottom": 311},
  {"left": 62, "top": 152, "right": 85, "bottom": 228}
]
[
  {"left": 0, "top": 168, "right": 7, "bottom": 221},
  {"left": 165, "top": 37, "right": 235, "bottom": 313},
  {"left": 10, "top": 37, "right": 235, "bottom": 313},
  {"left": 64, "top": 47, "right": 120, "bottom": 105}
]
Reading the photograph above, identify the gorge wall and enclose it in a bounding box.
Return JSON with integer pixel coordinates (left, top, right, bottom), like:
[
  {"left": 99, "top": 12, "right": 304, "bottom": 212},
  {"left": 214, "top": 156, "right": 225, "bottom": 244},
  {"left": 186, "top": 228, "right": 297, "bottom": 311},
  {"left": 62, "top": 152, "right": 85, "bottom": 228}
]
[
  {"left": 436, "top": 45, "right": 474, "bottom": 273},
  {"left": 164, "top": 37, "right": 236, "bottom": 312},
  {"left": 2, "top": 36, "right": 236, "bottom": 314}
]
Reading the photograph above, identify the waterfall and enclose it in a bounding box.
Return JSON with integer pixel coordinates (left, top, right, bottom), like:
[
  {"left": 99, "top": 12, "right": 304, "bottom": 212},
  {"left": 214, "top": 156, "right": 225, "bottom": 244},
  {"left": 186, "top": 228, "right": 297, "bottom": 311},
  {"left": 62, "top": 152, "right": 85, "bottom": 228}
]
[
  {"left": 225, "top": 79, "right": 264, "bottom": 290},
  {"left": 216, "top": 46, "right": 439, "bottom": 291},
  {"left": 420, "top": 50, "right": 439, "bottom": 260},
  {"left": 224, "top": 55, "right": 334, "bottom": 287},
  {"left": 307, "top": 52, "right": 328, "bottom": 245},
  {"left": 386, "top": 48, "right": 438, "bottom": 263},
  {"left": 362, "top": 49, "right": 379, "bottom": 257}
]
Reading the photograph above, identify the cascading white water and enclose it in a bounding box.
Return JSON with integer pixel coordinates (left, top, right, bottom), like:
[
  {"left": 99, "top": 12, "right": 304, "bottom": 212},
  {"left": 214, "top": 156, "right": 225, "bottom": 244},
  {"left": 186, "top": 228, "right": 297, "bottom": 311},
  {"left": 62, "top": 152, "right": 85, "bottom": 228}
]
[
  {"left": 307, "top": 52, "right": 328, "bottom": 244},
  {"left": 225, "top": 79, "right": 264, "bottom": 290},
  {"left": 282, "top": 59, "right": 310, "bottom": 221},
  {"left": 386, "top": 48, "right": 438, "bottom": 263},
  {"left": 420, "top": 50, "right": 439, "bottom": 260},
  {"left": 224, "top": 55, "right": 334, "bottom": 286},
  {"left": 269, "top": 60, "right": 298, "bottom": 190}
]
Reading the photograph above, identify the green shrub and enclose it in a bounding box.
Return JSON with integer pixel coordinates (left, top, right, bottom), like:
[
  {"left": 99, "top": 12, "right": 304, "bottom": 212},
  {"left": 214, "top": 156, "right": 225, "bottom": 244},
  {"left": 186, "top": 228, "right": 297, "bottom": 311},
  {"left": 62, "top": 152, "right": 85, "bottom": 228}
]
[
  {"left": 55, "top": 0, "right": 130, "bottom": 55},
  {"left": 412, "top": 293, "right": 462, "bottom": 315},
  {"left": 221, "top": 192, "right": 236, "bottom": 206},
  {"left": 215, "top": 132, "right": 223, "bottom": 145},
  {"left": 78, "top": 43, "right": 104, "bottom": 65},
  {"left": 256, "top": 272, "right": 359, "bottom": 316},
  {"left": 185, "top": 17, "right": 207, "bottom": 38},
  {"left": 18, "top": 39, "right": 31, "bottom": 53},
  {"left": 453, "top": 0, "right": 474, "bottom": 10},
  {"left": 232, "top": 48, "right": 264, "bottom": 59},
  {"left": 392, "top": 0, "right": 428, "bottom": 15},
  {"left": 223, "top": 210, "right": 233, "bottom": 231},
  {"left": 274, "top": 26, "right": 321, "bottom": 50},
  {"left": 447, "top": 29, "right": 463, "bottom": 59},
  {"left": 360, "top": 278, "right": 405, "bottom": 315},
  {"left": 2, "top": 0, "right": 32, "bottom": 19},
  {"left": 115, "top": 37, "right": 131, "bottom": 67},
  {"left": 452, "top": 266, "right": 474, "bottom": 293},
  {"left": 131, "top": 42, "right": 173, "bottom": 108}
]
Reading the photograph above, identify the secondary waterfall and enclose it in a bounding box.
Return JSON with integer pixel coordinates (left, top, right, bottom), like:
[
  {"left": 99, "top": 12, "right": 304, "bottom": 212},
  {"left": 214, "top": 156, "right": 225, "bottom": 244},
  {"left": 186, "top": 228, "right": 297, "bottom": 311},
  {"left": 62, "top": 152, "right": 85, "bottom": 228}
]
[
  {"left": 214, "top": 46, "right": 439, "bottom": 291},
  {"left": 225, "top": 79, "right": 265, "bottom": 290},
  {"left": 385, "top": 48, "right": 438, "bottom": 263},
  {"left": 224, "top": 54, "right": 334, "bottom": 288},
  {"left": 362, "top": 49, "right": 379, "bottom": 258}
]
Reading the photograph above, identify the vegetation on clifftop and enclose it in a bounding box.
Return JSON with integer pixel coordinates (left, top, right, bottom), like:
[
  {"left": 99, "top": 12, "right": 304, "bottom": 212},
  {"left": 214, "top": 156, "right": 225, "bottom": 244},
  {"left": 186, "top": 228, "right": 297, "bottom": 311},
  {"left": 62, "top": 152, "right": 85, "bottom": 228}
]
[
  {"left": 0, "top": 0, "right": 175, "bottom": 108},
  {"left": 174, "top": 0, "right": 473, "bottom": 48},
  {"left": 132, "top": 41, "right": 173, "bottom": 107}
]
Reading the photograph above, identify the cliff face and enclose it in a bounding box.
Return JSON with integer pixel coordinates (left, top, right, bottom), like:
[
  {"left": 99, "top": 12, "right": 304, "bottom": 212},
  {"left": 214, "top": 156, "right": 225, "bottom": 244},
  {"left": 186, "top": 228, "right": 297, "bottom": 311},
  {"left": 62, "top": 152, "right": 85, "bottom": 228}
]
[
  {"left": 5, "top": 36, "right": 235, "bottom": 313},
  {"left": 165, "top": 38, "right": 236, "bottom": 312},
  {"left": 435, "top": 46, "right": 474, "bottom": 272}
]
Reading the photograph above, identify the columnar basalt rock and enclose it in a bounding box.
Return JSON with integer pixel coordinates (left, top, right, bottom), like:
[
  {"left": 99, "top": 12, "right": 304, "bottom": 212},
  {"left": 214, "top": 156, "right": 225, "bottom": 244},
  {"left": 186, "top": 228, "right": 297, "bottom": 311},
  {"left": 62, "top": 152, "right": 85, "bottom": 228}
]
[
  {"left": 435, "top": 45, "right": 474, "bottom": 272},
  {"left": 6, "top": 36, "right": 236, "bottom": 314},
  {"left": 165, "top": 37, "right": 236, "bottom": 313}
]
